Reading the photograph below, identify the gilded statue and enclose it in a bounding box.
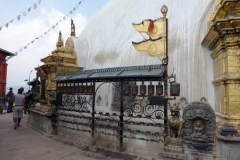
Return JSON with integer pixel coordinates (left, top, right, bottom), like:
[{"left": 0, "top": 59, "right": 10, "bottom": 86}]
[
  {"left": 167, "top": 103, "right": 184, "bottom": 138},
  {"left": 164, "top": 103, "right": 184, "bottom": 153}
]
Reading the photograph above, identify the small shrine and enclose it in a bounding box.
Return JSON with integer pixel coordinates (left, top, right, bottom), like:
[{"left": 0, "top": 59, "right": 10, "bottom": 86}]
[{"left": 35, "top": 19, "right": 82, "bottom": 106}]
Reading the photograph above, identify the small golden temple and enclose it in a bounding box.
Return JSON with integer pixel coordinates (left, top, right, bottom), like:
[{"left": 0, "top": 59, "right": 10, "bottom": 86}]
[{"left": 35, "top": 19, "right": 82, "bottom": 105}]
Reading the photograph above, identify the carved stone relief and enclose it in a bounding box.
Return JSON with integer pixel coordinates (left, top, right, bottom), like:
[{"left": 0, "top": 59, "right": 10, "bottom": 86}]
[
  {"left": 183, "top": 101, "right": 216, "bottom": 151},
  {"left": 96, "top": 95, "right": 103, "bottom": 106}
]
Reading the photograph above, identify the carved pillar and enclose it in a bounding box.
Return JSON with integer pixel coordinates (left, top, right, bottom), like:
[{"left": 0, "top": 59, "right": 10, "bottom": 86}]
[{"left": 202, "top": 0, "right": 240, "bottom": 137}]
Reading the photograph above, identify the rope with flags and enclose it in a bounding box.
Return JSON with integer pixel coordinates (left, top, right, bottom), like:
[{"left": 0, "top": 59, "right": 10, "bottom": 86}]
[
  {"left": 4, "top": 0, "right": 84, "bottom": 61},
  {"left": 0, "top": 0, "right": 42, "bottom": 31}
]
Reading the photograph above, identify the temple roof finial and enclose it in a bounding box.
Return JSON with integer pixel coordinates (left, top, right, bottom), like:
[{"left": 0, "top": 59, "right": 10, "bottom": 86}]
[
  {"left": 70, "top": 19, "right": 76, "bottom": 36},
  {"left": 56, "top": 30, "right": 63, "bottom": 48}
]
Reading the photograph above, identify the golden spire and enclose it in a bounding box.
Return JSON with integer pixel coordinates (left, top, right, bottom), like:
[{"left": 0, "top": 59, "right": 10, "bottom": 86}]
[
  {"left": 70, "top": 19, "right": 76, "bottom": 36},
  {"left": 56, "top": 30, "right": 63, "bottom": 48}
]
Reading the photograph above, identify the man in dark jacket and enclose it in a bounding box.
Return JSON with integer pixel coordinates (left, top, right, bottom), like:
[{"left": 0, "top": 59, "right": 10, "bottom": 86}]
[{"left": 6, "top": 88, "right": 14, "bottom": 113}]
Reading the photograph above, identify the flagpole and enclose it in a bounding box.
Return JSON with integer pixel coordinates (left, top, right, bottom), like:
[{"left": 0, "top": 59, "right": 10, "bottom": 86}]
[{"left": 161, "top": 5, "right": 168, "bottom": 126}]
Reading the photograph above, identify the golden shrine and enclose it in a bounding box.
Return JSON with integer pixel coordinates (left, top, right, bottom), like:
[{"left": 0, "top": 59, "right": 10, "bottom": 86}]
[
  {"left": 35, "top": 19, "right": 82, "bottom": 106},
  {"left": 202, "top": 0, "right": 240, "bottom": 136}
]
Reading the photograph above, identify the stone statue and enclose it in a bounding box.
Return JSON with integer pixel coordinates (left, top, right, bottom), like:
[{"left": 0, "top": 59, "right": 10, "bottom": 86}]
[
  {"left": 164, "top": 103, "right": 184, "bottom": 153},
  {"left": 192, "top": 120, "right": 206, "bottom": 138},
  {"left": 167, "top": 103, "right": 184, "bottom": 138}
]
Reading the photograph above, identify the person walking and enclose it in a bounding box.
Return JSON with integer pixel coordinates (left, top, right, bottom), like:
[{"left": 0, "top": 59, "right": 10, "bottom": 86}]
[
  {"left": 19, "top": 87, "right": 28, "bottom": 114},
  {"left": 6, "top": 87, "right": 14, "bottom": 113},
  {"left": 12, "top": 88, "right": 26, "bottom": 129}
]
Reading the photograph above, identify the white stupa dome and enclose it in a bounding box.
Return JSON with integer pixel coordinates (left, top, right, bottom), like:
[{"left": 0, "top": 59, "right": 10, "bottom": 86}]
[{"left": 73, "top": 0, "right": 216, "bottom": 108}]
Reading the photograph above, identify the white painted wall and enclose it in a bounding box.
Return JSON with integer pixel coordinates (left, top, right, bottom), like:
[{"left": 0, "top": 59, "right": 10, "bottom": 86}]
[{"left": 75, "top": 0, "right": 216, "bottom": 110}]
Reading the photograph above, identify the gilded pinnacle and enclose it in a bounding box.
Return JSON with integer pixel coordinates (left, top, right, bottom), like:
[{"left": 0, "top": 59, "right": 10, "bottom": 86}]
[
  {"left": 70, "top": 19, "right": 76, "bottom": 36},
  {"left": 161, "top": 5, "right": 168, "bottom": 18}
]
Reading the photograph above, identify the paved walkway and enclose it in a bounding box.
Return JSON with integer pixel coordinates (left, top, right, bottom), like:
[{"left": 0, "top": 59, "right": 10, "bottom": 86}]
[
  {"left": 0, "top": 111, "right": 110, "bottom": 160},
  {"left": 0, "top": 111, "right": 156, "bottom": 160}
]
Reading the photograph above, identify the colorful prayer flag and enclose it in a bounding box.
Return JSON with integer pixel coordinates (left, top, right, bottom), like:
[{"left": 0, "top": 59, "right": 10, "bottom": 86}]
[
  {"left": 48, "top": 29, "right": 51, "bottom": 32},
  {"left": 70, "top": 10, "right": 73, "bottom": 14},
  {"left": 23, "top": 11, "right": 27, "bottom": 16},
  {"left": 63, "top": 17, "right": 66, "bottom": 20},
  {"left": 76, "top": 4, "right": 79, "bottom": 8},
  {"left": 15, "top": 52, "right": 18, "bottom": 56},
  {"left": 35, "top": 37, "right": 39, "bottom": 40},
  {"left": 59, "top": 19, "right": 62, "bottom": 23},
  {"left": 56, "top": 22, "right": 58, "bottom": 26},
  {"left": 5, "top": 23, "right": 8, "bottom": 28},
  {"left": 33, "top": 3, "right": 37, "bottom": 9},
  {"left": 20, "top": 49, "right": 23, "bottom": 52},
  {"left": 24, "top": 46, "right": 27, "bottom": 49},
  {"left": 52, "top": 25, "right": 55, "bottom": 29},
  {"left": 27, "top": 43, "right": 30, "bottom": 46},
  {"left": 40, "top": 35, "right": 43, "bottom": 38},
  {"left": 0, "top": 26, "right": 2, "bottom": 31},
  {"left": 38, "top": 0, "right": 41, "bottom": 4},
  {"left": 31, "top": 40, "right": 34, "bottom": 43},
  {"left": 79, "top": 1, "right": 81, "bottom": 5},
  {"left": 28, "top": 7, "right": 31, "bottom": 12},
  {"left": 17, "top": 15, "right": 21, "bottom": 21},
  {"left": 10, "top": 19, "right": 14, "bottom": 23},
  {"left": 73, "top": 7, "right": 76, "bottom": 11},
  {"left": 44, "top": 31, "right": 47, "bottom": 34},
  {"left": 66, "top": 14, "right": 70, "bottom": 17}
]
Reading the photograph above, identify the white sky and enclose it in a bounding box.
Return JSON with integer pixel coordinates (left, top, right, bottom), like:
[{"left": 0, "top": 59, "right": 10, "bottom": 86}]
[{"left": 0, "top": 0, "right": 109, "bottom": 88}]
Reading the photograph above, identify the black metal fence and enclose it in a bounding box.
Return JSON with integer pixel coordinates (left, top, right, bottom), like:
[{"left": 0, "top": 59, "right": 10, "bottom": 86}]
[{"left": 56, "top": 81, "right": 166, "bottom": 149}]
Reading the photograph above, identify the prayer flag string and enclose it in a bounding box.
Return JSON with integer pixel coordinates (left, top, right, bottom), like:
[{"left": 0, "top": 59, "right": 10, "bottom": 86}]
[
  {"left": 14, "top": 0, "right": 83, "bottom": 56},
  {"left": 1, "top": 0, "right": 41, "bottom": 30}
]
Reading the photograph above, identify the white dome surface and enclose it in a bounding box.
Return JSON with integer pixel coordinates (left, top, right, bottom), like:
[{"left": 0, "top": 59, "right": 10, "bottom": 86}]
[{"left": 76, "top": 0, "right": 216, "bottom": 108}]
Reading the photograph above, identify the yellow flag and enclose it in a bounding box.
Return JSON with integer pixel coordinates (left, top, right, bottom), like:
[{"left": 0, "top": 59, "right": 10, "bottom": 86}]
[
  {"left": 22, "top": 11, "right": 27, "bottom": 16},
  {"left": 48, "top": 29, "right": 51, "bottom": 32},
  {"left": 66, "top": 14, "right": 70, "bottom": 17},
  {"left": 132, "top": 37, "right": 165, "bottom": 57}
]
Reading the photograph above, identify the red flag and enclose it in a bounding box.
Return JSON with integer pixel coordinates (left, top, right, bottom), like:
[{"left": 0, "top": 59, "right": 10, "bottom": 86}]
[
  {"left": 56, "top": 22, "right": 58, "bottom": 26},
  {"left": 73, "top": 7, "right": 76, "bottom": 11},
  {"left": 35, "top": 37, "right": 39, "bottom": 40},
  {"left": 147, "top": 19, "right": 154, "bottom": 33},
  {"left": 15, "top": 52, "right": 18, "bottom": 56},
  {"left": 33, "top": 3, "right": 37, "bottom": 9},
  {"left": 5, "top": 23, "right": 8, "bottom": 28}
]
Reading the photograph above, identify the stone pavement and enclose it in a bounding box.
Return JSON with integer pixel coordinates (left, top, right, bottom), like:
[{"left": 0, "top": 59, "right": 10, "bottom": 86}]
[
  {"left": 0, "top": 111, "right": 159, "bottom": 160},
  {"left": 0, "top": 111, "right": 110, "bottom": 160}
]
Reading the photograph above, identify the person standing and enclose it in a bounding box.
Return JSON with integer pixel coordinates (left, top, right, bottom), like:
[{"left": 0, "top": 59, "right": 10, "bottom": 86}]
[
  {"left": 12, "top": 88, "right": 26, "bottom": 129},
  {"left": 6, "top": 88, "right": 14, "bottom": 113}
]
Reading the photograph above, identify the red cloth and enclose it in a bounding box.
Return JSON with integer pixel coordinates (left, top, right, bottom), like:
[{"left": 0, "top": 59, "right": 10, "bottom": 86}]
[{"left": 148, "top": 20, "right": 154, "bottom": 33}]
